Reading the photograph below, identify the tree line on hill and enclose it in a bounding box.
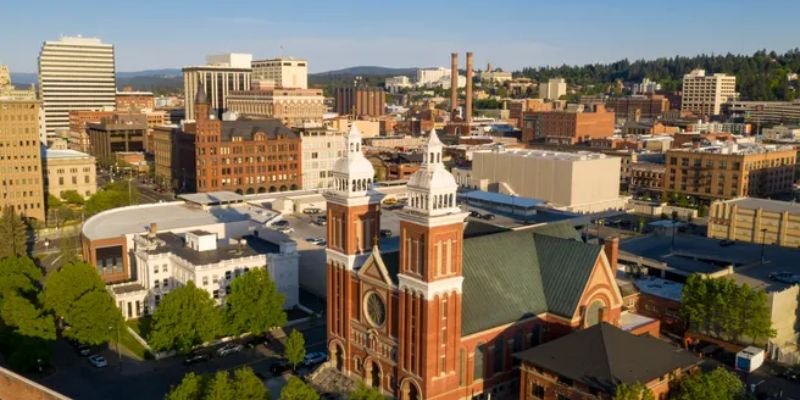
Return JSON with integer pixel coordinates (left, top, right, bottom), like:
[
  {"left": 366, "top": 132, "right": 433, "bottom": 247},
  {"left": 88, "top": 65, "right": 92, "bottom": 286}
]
[{"left": 519, "top": 48, "right": 800, "bottom": 101}]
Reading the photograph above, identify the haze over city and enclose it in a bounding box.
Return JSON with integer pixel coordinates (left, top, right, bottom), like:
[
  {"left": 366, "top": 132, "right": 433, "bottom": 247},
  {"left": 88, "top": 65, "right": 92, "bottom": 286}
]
[{"left": 2, "top": 0, "right": 800, "bottom": 72}]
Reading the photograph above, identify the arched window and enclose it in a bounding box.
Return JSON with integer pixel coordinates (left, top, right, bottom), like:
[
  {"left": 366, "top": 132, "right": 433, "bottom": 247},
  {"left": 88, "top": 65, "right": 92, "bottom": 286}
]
[
  {"left": 586, "top": 300, "right": 605, "bottom": 327},
  {"left": 473, "top": 343, "right": 485, "bottom": 381}
]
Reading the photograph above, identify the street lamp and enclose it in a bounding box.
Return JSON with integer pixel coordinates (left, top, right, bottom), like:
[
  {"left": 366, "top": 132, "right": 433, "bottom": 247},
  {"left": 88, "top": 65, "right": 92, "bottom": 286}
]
[
  {"left": 43, "top": 238, "right": 50, "bottom": 250},
  {"left": 760, "top": 228, "right": 768, "bottom": 265}
]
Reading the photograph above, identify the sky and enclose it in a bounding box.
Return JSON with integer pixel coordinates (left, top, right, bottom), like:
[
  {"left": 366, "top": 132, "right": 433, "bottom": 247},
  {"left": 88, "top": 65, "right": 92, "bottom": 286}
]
[{"left": 1, "top": 0, "right": 799, "bottom": 74}]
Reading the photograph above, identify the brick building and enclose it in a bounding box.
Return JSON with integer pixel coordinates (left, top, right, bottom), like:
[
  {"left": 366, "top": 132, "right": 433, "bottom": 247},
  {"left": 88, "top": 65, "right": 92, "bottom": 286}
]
[
  {"left": 174, "top": 87, "right": 302, "bottom": 194},
  {"left": 521, "top": 105, "right": 614, "bottom": 144},
  {"left": 663, "top": 144, "right": 797, "bottom": 200},
  {"left": 629, "top": 162, "right": 666, "bottom": 196},
  {"left": 324, "top": 128, "right": 628, "bottom": 399},
  {"left": 116, "top": 90, "right": 155, "bottom": 111},
  {"left": 515, "top": 323, "right": 699, "bottom": 399},
  {"left": 334, "top": 86, "right": 385, "bottom": 117},
  {"left": 226, "top": 87, "right": 326, "bottom": 128},
  {"left": 508, "top": 99, "right": 551, "bottom": 128},
  {"left": 606, "top": 94, "right": 670, "bottom": 120}
]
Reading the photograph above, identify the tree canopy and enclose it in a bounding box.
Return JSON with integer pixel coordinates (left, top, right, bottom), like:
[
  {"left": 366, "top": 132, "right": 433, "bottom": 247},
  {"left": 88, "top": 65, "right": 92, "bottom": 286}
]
[
  {"left": 226, "top": 268, "right": 287, "bottom": 336},
  {"left": 0, "top": 207, "right": 28, "bottom": 259},
  {"left": 284, "top": 330, "right": 306, "bottom": 370},
  {"left": 84, "top": 180, "right": 139, "bottom": 216},
  {"left": 149, "top": 281, "right": 223, "bottom": 353},
  {"left": 673, "top": 368, "right": 745, "bottom": 400},
  {"left": 280, "top": 376, "right": 318, "bottom": 400},
  {"left": 60, "top": 190, "right": 85, "bottom": 206},
  {"left": 519, "top": 49, "right": 800, "bottom": 101},
  {"left": 41, "top": 261, "right": 122, "bottom": 345},
  {"left": 348, "top": 383, "right": 385, "bottom": 400},
  {"left": 164, "top": 367, "right": 269, "bottom": 400},
  {"left": 680, "top": 274, "right": 775, "bottom": 344},
  {"left": 614, "top": 382, "right": 655, "bottom": 400}
]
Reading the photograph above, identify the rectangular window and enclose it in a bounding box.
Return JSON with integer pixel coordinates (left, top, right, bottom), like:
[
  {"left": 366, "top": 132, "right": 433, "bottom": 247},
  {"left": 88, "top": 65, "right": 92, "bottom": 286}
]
[
  {"left": 202, "top": 276, "right": 208, "bottom": 286},
  {"left": 163, "top": 279, "right": 168, "bottom": 288},
  {"left": 531, "top": 384, "right": 545, "bottom": 399},
  {"left": 213, "top": 290, "right": 220, "bottom": 299}
]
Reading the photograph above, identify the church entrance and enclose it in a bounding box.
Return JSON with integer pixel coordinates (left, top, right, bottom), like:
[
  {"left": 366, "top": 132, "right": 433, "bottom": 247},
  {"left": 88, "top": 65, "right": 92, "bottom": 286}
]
[
  {"left": 401, "top": 380, "right": 421, "bottom": 400},
  {"left": 365, "top": 360, "right": 381, "bottom": 389}
]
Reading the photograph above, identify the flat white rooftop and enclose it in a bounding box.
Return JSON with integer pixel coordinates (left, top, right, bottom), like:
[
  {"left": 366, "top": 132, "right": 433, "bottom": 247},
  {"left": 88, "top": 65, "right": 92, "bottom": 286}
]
[
  {"left": 720, "top": 197, "right": 800, "bottom": 214},
  {"left": 484, "top": 149, "right": 609, "bottom": 161}
]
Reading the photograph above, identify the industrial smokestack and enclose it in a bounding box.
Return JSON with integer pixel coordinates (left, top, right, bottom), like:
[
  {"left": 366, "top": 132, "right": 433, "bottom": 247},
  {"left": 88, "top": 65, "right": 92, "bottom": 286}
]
[
  {"left": 450, "top": 52, "right": 459, "bottom": 121},
  {"left": 466, "top": 52, "right": 474, "bottom": 124}
]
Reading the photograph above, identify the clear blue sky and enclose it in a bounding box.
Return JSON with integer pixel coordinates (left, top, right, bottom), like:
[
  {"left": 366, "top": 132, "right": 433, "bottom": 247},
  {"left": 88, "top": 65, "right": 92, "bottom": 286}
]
[{"left": 1, "top": 0, "right": 798, "bottom": 73}]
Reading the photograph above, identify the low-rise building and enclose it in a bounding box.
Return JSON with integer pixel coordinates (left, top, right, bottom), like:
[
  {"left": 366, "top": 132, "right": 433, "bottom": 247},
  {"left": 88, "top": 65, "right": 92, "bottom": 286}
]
[
  {"left": 538, "top": 77, "right": 567, "bottom": 100},
  {"left": 299, "top": 128, "right": 345, "bottom": 190},
  {"left": 763, "top": 125, "right": 800, "bottom": 141},
  {"left": 515, "top": 323, "right": 700, "bottom": 399},
  {"left": 454, "top": 148, "right": 626, "bottom": 212},
  {"left": 43, "top": 148, "right": 96, "bottom": 199},
  {"left": 606, "top": 94, "right": 670, "bottom": 120},
  {"left": 663, "top": 143, "right": 797, "bottom": 200},
  {"left": 80, "top": 192, "right": 300, "bottom": 320},
  {"left": 522, "top": 104, "right": 615, "bottom": 144},
  {"left": 708, "top": 197, "right": 800, "bottom": 248},
  {"left": 723, "top": 100, "right": 800, "bottom": 127},
  {"left": 116, "top": 90, "right": 155, "bottom": 111},
  {"left": 630, "top": 162, "right": 666, "bottom": 196},
  {"left": 384, "top": 76, "right": 411, "bottom": 93},
  {"left": 86, "top": 113, "right": 147, "bottom": 164},
  {"left": 333, "top": 85, "right": 385, "bottom": 117}
]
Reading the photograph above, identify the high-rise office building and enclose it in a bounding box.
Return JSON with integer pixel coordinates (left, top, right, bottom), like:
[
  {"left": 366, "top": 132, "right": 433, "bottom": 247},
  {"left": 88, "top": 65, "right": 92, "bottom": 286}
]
[
  {"left": 251, "top": 57, "right": 308, "bottom": 89},
  {"left": 681, "top": 69, "right": 736, "bottom": 117},
  {"left": 0, "top": 69, "right": 45, "bottom": 220},
  {"left": 38, "top": 36, "right": 116, "bottom": 139},
  {"left": 183, "top": 53, "right": 252, "bottom": 120}
]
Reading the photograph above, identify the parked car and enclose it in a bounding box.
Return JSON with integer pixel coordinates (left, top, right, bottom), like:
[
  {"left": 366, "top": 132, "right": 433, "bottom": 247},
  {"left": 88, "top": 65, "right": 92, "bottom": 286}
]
[
  {"left": 278, "top": 227, "right": 294, "bottom": 234},
  {"left": 272, "top": 220, "right": 290, "bottom": 228},
  {"left": 217, "top": 343, "right": 244, "bottom": 357},
  {"left": 303, "top": 351, "right": 328, "bottom": 367},
  {"left": 303, "top": 208, "right": 322, "bottom": 215},
  {"left": 469, "top": 211, "right": 480, "bottom": 218},
  {"left": 479, "top": 213, "right": 495, "bottom": 220},
  {"left": 183, "top": 352, "right": 210, "bottom": 365},
  {"left": 313, "top": 217, "right": 327, "bottom": 226},
  {"left": 270, "top": 360, "right": 293, "bottom": 375},
  {"left": 305, "top": 237, "right": 319, "bottom": 243},
  {"left": 781, "top": 368, "right": 800, "bottom": 382},
  {"left": 380, "top": 229, "right": 392, "bottom": 238},
  {"left": 769, "top": 271, "right": 800, "bottom": 284},
  {"left": 316, "top": 239, "right": 327, "bottom": 246},
  {"left": 88, "top": 354, "right": 108, "bottom": 368},
  {"left": 77, "top": 344, "right": 92, "bottom": 357}
]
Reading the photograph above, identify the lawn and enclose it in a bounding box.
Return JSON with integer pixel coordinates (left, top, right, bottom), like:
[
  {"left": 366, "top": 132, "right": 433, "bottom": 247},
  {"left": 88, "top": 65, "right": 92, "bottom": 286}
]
[
  {"left": 121, "top": 316, "right": 154, "bottom": 360},
  {"left": 113, "top": 324, "right": 151, "bottom": 360}
]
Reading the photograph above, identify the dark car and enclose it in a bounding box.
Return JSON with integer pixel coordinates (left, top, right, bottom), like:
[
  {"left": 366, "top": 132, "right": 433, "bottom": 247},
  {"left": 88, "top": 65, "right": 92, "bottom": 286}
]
[
  {"left": 270, "top": 361, "right": 293, "bottom": 375},
  {"left": 272, "top": 220, "right": 290, "bottom": 228},
  {"left": 479, "top": 213, "right": 495, "bottom": 220},
  {"left": 183, "top": 353, "right": 210, "bottom": 365},
  {"left": 380, "top": 229, "right": 392, "bottom": 238},
  {"left": 76, "top": 344, "right": 91, "bottom": 357},
  {"left": 469, "top": 211, "right": 480, "bottom": 218}
]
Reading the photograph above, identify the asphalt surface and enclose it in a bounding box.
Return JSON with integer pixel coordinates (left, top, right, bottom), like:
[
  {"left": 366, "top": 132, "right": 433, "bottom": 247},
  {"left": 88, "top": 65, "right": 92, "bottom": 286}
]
[{"left": 35, "top": 318, "right": 327, "bottom": 400}]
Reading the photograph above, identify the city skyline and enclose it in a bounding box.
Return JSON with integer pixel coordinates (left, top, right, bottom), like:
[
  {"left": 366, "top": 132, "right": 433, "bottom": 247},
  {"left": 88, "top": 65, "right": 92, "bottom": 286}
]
[{"left": 1, "top": 0, "right": 799, "bottom": 73}]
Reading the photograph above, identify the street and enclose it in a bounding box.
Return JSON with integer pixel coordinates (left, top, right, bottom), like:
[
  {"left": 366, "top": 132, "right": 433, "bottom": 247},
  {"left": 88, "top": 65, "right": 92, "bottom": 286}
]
[{"left": 36, "top": 318, "right": 327, "bottom": 400}]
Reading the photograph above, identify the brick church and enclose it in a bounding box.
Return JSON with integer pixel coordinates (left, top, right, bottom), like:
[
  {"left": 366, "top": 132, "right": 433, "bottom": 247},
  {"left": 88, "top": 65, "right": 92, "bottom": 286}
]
[{"left": 324, "top": 126, "right": 624, "bottom": 399}]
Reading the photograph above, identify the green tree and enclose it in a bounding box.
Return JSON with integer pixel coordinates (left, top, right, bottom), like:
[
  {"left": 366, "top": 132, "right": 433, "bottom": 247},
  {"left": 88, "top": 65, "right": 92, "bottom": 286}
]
[
  {"left": 57, "top": 235, "right": 79, "bottom": 265},
  {"left": 0, "top": 207, "right": 28, "bottom": 258},
  {"left": 226, "top": 268, "right": 287, "bottom": 336},
  {"left": 149, "top": 281, "right": 223, "bottom": 353},
  {"left": 165, "top": 372, "right": 204, "bottom": 400},
  {"left": 280, "top": 376, "right": 318, "bottom": 400},
  {"left": 46, "top": 193, "right": 62, "bottom": 209},
  {"left": 614, "top": 382, "right": 655, "bottom": 400},
  {"left": 41, "top": 261, "right": 104, "bottom": 318},
  {"left": 680, "top": 274, "right": 775, "bottom": 344},
  {"left": 1, "top": 294, "right": 56, "bottom": 341},
  {"left": 233, "top": 367, "right": 269, "bottom": 400},
  {"left": 204, "top": 371, "right": 235, "bottom": 400},
  {"left": 673, "top": 368, "right": 745, "bottom": 400},
  {"left": 60, "top": 190, "right": 85, "bottom": 206},
  {"left": 0, "top": 256, "right": 43, "bottom": 299},
  {"left": 349, "top": 382, "right": 385, "bottom": 400},
  {"left": 284, "top": 330, "right": 306, "bottom": 370}
]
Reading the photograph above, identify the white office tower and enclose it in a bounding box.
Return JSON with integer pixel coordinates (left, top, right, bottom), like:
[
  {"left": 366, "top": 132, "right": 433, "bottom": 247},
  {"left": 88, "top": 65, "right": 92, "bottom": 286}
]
[{"left": 38, "top": 36, "right": 116, "bottom": 139}]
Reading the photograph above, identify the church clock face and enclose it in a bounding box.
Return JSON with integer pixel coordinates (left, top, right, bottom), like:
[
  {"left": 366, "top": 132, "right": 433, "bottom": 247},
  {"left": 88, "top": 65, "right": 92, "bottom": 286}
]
[{"left": 364, "top": 292, "right": 386, "bottom": 328}]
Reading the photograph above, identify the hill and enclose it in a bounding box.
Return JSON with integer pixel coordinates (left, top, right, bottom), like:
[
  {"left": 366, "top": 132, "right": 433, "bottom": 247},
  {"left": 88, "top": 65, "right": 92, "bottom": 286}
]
[
  {"left": 309, "top": 66, "right": 417, "bottom": 88},
  {"left": 519, "top": 49, "right": 800, "bottom": 101},
  {"left": 11, "top": 69, "right": 183, "bottom": 94}
]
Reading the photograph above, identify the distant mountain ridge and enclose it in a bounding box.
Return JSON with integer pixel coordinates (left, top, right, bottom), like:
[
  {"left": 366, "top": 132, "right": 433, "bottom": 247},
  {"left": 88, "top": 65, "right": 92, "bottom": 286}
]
[
  {"left": 11, "top": 68, "right": 182, "bottom": 87},
  {"left": 309, "top": 66, "right": 417, "bottom": 77}
]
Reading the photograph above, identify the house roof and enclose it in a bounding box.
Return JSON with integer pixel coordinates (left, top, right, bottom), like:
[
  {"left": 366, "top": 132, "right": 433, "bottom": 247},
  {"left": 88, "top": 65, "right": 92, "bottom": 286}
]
[{"left": 514, "top": 323, "right": 700, "bottom": 393}]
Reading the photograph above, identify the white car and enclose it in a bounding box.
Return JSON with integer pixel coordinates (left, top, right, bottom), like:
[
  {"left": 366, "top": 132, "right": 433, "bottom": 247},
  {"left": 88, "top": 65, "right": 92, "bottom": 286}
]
[
  {"left": 217, "top": 343, "right": 244, "bottom": 357},
  {"left": 88, "top": 354, "right": 108, "bottom": 368},
  {"left": 278, "top": 227, "right": 294, "bottom": 234}
]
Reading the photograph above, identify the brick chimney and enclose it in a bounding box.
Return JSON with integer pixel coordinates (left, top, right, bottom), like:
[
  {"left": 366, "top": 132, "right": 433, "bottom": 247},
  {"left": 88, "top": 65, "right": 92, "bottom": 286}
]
[
  {"left": 148, "top": 222, "right": 158, "bottom": 238},
  {"left": 450, "top": 52, "right": 459, "bottom": 121},
  {"left": 603, "top": 237, "right": 619, "bottom": 270},
  {"left": 465, "top": 52, "right": 474, "bottom": 124}
]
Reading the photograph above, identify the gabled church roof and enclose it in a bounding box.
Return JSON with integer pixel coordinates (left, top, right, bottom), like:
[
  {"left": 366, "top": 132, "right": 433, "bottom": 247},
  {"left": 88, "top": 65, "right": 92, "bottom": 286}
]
[{"left": 370, "top": 222, "right": 602, "bottom": 336}]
